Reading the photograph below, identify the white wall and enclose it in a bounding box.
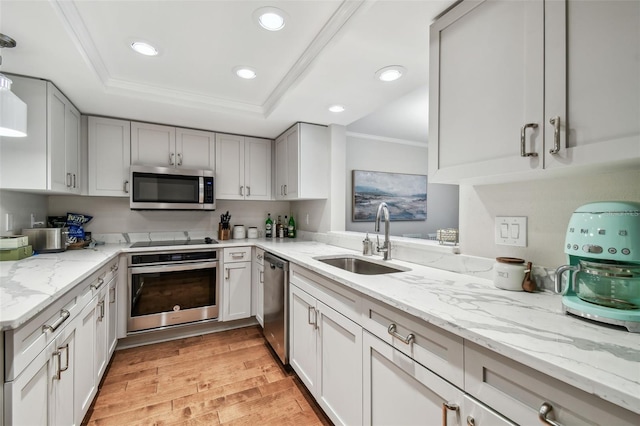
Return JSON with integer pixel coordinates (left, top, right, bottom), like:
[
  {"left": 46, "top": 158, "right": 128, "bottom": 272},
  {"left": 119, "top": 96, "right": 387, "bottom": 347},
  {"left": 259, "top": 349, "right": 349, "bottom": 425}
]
[
  {"left": 460, "top": 167, "right": 640, "bottom": 268},
  {"left": 47, "top": 196, "right": 291, "bottom": 236},
  {"left": 0, "top": 190, "right": 48, "bottom": 236},
  {"left": 345, "top": 133, "right": 459, "bottom": 238}
]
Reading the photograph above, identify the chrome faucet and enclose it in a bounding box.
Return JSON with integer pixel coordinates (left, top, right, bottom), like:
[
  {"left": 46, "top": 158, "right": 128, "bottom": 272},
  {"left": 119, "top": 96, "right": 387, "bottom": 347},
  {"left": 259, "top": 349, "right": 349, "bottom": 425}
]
[{"left": 375, "top": 202, "right": 391, "bottom": 260}]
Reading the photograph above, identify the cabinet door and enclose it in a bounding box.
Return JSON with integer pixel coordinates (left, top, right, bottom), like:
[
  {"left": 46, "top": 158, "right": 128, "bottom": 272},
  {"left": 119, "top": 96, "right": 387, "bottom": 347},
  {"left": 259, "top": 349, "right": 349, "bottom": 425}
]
[
  {"left": 75, "top": 295, "right": 98, "bottom": 422},
  {"left": 51, "top": 327, "right": 75, "bottom": 426},
  {"left": 428, "top": 0, "right": 544, "bottom": 183},
  {"left": 215, "top": 133, "right": 245, "bottom": 200},
  {"left": 107, "top": 276, "right": 118, "bottom": 357},
  {"left": 244, "top": 137, "right": 272, "bottom": 200},
  {"left": 461, "top": 395, "right": 515, "bottom": 426},
  {"left": 65, "top": 103, "right": 81, "bottom": 194},
  {"left": 289, "top": 284, "right": 318, "bottom": 392},
  {"left": 95, "top": 290, "right": 108, "bottom": 380},
  {"left": 363, "top": 331, "right": 464, "bottom": 426},
  {"left": 223, "top": 261, "right": 252, "bottom": 321},
  {"left": 252, "top": 250, "right": 264, "bottom": 327},
  {"left": 176, "top": 127, "right": 215, "bottom": 169},
  {"left": 284, "top": 126, "right": 299, "bottom": 198},
  {"left": 131, "top": 122, "right": 176, "bottom": 167},
  {"left": 274, "top": 134, "right": 288, "bottom": 200},
  {"left": 544, "top": 0, "right": 640, "bottom": 170},
  {"left": 317, "top": 302, "right": 362, "bottom": 426},
  {"left": 88, "top": 116, "right": 131, "bottom": 197},
  {"left": 48, "top": 84, "right": 70, "bottom": 192}
]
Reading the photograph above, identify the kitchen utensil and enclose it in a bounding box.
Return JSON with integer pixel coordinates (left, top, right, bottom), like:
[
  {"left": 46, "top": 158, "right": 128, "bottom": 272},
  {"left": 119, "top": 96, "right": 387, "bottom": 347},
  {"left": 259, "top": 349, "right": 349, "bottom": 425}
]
[
  {"left": 522, "top": 261, "right": 536, "bottom": 292},
  {"left": 22, "top": 228, "right": 68, "bottom": 253},
  {"left": 493, "top": 257, "right": 527, "bottom": 291},
  {"left": 555, "top": 201, "right": 640, "bottom": 332}
]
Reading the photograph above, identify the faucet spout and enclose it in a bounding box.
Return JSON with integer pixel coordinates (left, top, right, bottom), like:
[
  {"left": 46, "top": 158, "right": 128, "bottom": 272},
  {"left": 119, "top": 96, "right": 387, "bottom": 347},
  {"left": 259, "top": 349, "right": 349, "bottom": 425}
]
[{"left": 375, "top": 202, "right": 391, "bottom": 260}]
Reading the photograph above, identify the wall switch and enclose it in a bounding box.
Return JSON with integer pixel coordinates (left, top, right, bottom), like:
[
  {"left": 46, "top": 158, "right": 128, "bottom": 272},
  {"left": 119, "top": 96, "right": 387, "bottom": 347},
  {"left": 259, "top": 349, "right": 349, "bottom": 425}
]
[{"left": 495, "top": 216, "right": 527, "bottom": 247}]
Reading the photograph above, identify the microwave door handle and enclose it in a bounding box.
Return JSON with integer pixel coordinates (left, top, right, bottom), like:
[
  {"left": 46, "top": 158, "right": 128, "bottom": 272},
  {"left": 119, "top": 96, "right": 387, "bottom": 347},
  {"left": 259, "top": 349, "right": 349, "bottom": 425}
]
[{"left": 199, "top": 176, "right": 204, "bottom": 203}]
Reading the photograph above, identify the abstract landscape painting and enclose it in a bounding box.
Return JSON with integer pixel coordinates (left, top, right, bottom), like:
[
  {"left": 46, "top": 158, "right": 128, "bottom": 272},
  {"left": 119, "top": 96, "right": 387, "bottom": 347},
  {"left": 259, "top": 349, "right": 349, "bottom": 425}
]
[{"left": 352, "top": 170, "right": 427, "bottom": 221}]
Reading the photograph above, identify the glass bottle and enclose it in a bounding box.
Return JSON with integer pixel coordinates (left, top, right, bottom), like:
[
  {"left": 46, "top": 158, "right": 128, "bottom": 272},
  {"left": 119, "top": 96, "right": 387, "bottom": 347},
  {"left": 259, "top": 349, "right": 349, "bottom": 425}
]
[
  {"left": 277, "top": 215, "right": 283, "bottom": 238},
  {"left": 265, "top": 213, "right": 273, "bottom": 238},
  {"left": 288, "top": 214, "right": 296, "bottom": 238},
  {"left": 283, "top": 216, "right": 289, "bottom": 238}
]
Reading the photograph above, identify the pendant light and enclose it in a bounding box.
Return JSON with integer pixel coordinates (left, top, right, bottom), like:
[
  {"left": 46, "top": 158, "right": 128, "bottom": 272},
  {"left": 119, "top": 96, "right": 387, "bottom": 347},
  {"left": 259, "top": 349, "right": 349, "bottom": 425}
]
[{"left": 0, "top": 34, "right": 27, "bottom": 137}]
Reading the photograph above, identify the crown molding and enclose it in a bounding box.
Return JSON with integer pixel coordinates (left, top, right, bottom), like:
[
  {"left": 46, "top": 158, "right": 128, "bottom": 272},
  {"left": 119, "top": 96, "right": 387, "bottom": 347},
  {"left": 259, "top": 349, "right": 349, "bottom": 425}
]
[{"left": 346, "top": 131, "right": 428, "bottom": 147}]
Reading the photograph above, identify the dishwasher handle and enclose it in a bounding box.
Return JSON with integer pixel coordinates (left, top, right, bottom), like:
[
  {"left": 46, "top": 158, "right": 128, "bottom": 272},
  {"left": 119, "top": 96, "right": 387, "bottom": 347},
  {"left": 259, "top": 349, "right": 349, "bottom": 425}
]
[{"left": 264, "top": 253, "right": 289, "bottom": 271}]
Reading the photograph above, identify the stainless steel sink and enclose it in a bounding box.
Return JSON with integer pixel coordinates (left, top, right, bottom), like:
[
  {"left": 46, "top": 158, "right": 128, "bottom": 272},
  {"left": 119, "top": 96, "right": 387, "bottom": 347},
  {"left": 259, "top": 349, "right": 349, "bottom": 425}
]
[{"left": 314, "top": 255, "right": 409, "bottom": 275}]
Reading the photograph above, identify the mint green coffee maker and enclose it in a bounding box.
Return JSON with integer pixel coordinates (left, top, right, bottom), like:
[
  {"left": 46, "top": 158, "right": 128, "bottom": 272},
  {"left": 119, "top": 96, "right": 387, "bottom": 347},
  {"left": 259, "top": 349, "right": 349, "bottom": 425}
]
[{"left": 555, "top": 201, "right": 640, "bottom": 332}]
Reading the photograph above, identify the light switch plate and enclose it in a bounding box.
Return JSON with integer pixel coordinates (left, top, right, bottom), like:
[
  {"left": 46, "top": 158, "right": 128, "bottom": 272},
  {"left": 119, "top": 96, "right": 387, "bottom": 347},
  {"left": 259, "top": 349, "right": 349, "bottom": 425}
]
[{"left": 495, "top": 216, "right": 527, "bottom": 247}]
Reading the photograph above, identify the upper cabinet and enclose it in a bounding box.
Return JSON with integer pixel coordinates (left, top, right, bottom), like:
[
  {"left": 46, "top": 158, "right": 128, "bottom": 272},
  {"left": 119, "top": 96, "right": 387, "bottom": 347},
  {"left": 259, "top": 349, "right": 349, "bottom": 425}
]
[
  {"left": 87, "top": 117, "right": 131, "bottom": 197},
  {"left": 0, "top": 75, "right": 81, "bottom": 194},
  {"left": 428, "top": 0, "right": 640, "bottom": 184},
  {"left": 274, "top": 122, "right": 329, "bottom": 200},
  {"left": 130, "top": 122, "right": 215, "bottom": 170},
  {"left": 215, "top": 133, "right": 271, "bottom": 200}
]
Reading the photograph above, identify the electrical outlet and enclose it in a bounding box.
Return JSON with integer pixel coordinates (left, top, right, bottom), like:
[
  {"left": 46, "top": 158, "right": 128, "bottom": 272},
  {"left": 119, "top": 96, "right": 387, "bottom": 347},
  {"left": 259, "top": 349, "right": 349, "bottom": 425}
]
[{"left": 495, "top": 216, "right": 527, "bottom": 247}]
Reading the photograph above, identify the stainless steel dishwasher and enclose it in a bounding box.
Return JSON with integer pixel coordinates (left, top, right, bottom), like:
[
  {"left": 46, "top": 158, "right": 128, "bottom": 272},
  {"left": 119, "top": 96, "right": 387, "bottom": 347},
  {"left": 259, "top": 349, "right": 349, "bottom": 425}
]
[{"left": 263, "top": 252, "right": 289, "bottom": 364}]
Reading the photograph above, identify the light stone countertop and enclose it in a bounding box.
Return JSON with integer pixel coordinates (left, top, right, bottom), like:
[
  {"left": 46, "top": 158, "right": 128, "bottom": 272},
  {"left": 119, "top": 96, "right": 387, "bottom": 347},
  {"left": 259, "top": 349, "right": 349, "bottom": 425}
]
[{"left": 1, "top": 239, "right": 639, "bottom": 415}]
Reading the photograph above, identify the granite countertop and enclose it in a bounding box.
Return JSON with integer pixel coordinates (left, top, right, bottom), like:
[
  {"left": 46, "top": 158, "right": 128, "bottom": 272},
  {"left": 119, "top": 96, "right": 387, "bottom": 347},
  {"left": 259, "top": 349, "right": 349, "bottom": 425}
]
[{"left": 1, "top": 239, "right": 639, "bottom": 415}]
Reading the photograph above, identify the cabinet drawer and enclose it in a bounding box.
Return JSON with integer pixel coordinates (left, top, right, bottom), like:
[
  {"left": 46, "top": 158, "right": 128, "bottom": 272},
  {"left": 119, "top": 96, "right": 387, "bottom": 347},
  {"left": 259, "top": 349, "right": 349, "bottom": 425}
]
[
  {"left": 77, "top": 259, "right": 119, "bottom": 307},
  {"left": 361, "top": 296, "right": 464, "bottom": 388},
  {"left": 289, "top": 264, "right": 362, "bottom": 325},
  {"left": 224, "top": 247, "right": 251, "bottom": 263},
  {"left": 465, "top": 342, "right": 640, "bottom": 426}
]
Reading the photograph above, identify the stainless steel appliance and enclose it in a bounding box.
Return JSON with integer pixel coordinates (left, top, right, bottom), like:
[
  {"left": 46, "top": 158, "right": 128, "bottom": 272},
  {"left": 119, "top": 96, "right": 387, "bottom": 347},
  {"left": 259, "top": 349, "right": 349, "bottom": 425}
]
[
  {"left": 127, "top": 247, "right": 219, "bottom": 332},
  {"left": 22, "top": 227, "right": 67, "bottom": 253},
  {"left": 263, "top": 252, "right": 289, "bottom": 364},
  {"left": 130, "top": 165, "right": 215, "bottom": 210},
  {"left": 556, "top": 201, "right": 640, "bottom": 332}
]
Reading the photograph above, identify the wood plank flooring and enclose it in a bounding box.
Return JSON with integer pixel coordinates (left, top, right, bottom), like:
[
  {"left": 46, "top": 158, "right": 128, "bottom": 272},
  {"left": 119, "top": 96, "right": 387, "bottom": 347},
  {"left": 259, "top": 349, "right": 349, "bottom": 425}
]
[{"left": 82, "top": 326, "right": 332, "bottom": 426}]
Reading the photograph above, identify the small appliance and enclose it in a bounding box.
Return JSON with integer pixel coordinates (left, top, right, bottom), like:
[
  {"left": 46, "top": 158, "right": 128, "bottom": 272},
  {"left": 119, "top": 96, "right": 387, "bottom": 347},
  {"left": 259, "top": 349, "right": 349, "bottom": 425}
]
[
  {"left": 22, "top": 228, "right": 68, "bottom": 253},
  {"left": 130, "top": 165, "right": 215, "bottom": 210},
  {"left": 556, "top": 201, "right": 640, "bottom": 332}
]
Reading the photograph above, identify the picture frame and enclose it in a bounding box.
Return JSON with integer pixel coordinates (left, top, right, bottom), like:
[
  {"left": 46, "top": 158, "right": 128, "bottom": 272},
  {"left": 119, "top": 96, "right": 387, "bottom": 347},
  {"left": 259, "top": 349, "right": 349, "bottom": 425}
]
[{"left": 352, "top": 170, "right": 427, "bottom": 222}]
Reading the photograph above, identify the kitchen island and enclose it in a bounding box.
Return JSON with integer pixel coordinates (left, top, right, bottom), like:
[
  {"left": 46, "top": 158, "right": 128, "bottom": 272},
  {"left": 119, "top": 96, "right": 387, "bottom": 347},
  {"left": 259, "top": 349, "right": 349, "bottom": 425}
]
[{"left": 1, "top": 238, "right": 639, "bottom": 422}]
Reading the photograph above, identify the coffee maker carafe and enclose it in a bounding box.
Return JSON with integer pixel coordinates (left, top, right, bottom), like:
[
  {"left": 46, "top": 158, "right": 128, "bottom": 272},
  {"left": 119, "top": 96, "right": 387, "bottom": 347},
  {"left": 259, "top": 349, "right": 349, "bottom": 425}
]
[{"left": 556, "top": 201, "right": 640, "bottom": 332}]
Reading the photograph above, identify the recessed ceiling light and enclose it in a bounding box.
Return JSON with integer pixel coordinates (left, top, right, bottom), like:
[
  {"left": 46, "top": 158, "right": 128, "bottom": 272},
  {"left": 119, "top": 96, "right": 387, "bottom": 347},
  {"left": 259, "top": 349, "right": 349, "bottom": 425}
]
[
  {"left": 375, "top": 65, "right": 406, "bottom": 82},
  {"left": 253, "top": 7, "right": 287, "bottom": 31},
  {"left": 234, "top": 66, "right": 257, "bottom": 79},
  {"left": 130, "top": 41, "right": 158, "bottom": 56},
  {"left": 328, "top": 105, "right": 345, "bottom": 113}
]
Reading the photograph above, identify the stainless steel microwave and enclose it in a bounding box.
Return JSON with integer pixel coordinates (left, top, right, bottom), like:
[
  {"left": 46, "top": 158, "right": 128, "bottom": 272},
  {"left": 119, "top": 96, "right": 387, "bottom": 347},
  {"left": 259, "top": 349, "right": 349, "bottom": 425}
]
[{"left": 130, "top": 165, "right": 215, "bottom": 210}]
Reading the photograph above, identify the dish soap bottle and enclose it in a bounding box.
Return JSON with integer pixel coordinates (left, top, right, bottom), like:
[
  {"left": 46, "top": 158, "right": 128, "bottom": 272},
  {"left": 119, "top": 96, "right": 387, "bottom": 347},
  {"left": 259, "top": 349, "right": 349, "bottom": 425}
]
[
  {"left": 265, "top": 213, "right": 273, "bottom": 238},
  {"left": 288, "top": 214, "right": 296, "bottom": 238}
]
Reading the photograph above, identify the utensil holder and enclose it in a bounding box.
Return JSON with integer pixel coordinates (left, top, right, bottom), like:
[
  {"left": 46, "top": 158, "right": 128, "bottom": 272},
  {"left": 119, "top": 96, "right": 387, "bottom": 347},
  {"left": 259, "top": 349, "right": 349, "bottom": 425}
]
[{"left": 218, "top": 224, "right": 230, "bottom": 240}]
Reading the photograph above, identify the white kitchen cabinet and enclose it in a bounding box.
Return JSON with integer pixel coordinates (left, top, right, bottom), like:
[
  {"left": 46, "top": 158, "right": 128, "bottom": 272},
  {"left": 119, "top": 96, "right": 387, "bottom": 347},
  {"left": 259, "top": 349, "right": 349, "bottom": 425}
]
[
  {"left": 274, "top": 122, "right": 329, "bottom": 200},
  {"left": 75, "top": 293, "right": 99, "bottom": 421},
  {"left": 107, "top": 271, "right": 118, "bottom": 357},
  {"left": 252, "top": 248, "right": 265, "bottom": 327},
  {"left": 428, "top": 0, "right": 639, "bottom": 184},
  {"left": 88, "top": 116, "right": 131, "bottom": 197},
  {"left": 4, "top": 316, "right": 76, "bottom": 426},
  {"left": 289, "top": 283, "right": 363, "bottom": 426},
  {"left": 465, "top": 341, "right": 640, "bottom": 426},
  {"left": 131, "top": 122, "right": 215, "bottom": 169},
  {"left": 0, "top": 75, "right": 81, "bottom": 193},
  {"left": 215, "top": 133, "right": 271, "bottom": 200},
  {"left": 222, "top": 247, "right": 252, "bottom": 321}
]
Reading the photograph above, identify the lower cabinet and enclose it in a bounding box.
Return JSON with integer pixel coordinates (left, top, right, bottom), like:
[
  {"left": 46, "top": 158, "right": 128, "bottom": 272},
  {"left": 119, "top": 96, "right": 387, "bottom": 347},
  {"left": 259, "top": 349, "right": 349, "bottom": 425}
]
[
  {"left": 252, "top": 248, "right": 265, "bottom": 327},
  {"left": 222, "top": 247, "right": 252, "bottom": 321},
  {"left": 290, "top": 283, "right": 363, "bottom": 426},
  {"left": 363, "top": 331, "right": 513, "bottom": 426},
  {"left": 5, "top": 321, "right": 76, "bottom": 426}
]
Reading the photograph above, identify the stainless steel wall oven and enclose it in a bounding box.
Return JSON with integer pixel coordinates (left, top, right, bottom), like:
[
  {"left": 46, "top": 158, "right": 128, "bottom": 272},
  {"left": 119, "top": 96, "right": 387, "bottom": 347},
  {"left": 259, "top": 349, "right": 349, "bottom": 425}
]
[{"left": 127, "top": 249, "right": 219, "bottom": 333}]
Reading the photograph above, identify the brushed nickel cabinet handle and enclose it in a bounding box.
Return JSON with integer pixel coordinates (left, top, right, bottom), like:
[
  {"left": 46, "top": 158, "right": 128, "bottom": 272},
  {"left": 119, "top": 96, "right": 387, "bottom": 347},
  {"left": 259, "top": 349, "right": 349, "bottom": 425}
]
[
  {"left": 520, "top": 123, "right": 539, "bottom": 157},
  {"left": 240, "top": 186, "right": 244, "bottom": 196},
  {"left": 442, "top": 402, "right": 459, "bottom": 426},
  {"left": 466, "top": 416, "right": 475, "bottom": 426},
  {"left": 549, "top": 116, "right": 561, "bottom": 154},
  {"left": 66, "top": 172, "right": 72, "bottom": 187},
  {"left": 170, "top": 152, "right": 175, "bottom": 165},
  {"left": 177, "top": 153, "right": 183, "bottom": 166},
  {"left": 53, "top": 343, "right": 69, "bottom": 380},
  {"left": 73, "top": 174, "right": 77, "bottom": 188},
  {"left": 124, "top": 180, "right": 129, "bottom": 194},
  {"left": 91, "top": 277, "right": 105, "bottom": 290},
  {"left": 387, "top": 323, "right": 415, "bottom": 345},
  {"left": 98, "top": 300, "right": 105, "bottom": 321},
  {"left": 42, "top": 309, "right": 70, "bottom": 333},
  {"left": 246, "top": 186, "right": 250, "bottom": 196},
  {"left": 539, "top": 402, "right": 564, "bottom": 426}
]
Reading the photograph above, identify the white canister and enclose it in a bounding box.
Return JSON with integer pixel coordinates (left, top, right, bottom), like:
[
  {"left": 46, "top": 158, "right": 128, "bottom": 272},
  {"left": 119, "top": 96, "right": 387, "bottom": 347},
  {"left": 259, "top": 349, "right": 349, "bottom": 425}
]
[
  {"left": 247, "top": 227, "right": 258, "bottom": 239},
  {"left": 232, "top": 225, "right": 246, "bottom": 239},
  {"left": 493, "top": 257, "right": 526, "bottom": 291}
]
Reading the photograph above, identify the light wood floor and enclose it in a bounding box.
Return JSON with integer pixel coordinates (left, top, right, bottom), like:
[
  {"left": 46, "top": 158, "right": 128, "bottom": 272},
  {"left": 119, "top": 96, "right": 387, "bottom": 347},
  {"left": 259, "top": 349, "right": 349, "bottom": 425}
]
[{"left": 82, "top": 326, "right": 332, "bottom": 426}]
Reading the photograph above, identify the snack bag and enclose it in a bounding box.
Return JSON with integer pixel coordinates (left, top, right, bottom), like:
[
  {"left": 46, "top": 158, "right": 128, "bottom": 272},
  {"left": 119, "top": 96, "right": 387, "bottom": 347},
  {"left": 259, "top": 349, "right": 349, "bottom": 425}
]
[{"left": 66, "top": 212, "right": 93, "bottom": 244}]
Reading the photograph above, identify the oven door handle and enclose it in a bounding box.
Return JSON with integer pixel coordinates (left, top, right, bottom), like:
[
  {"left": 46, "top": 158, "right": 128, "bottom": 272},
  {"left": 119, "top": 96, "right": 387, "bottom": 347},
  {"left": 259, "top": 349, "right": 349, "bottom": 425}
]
[{"left": 129, "top": 261, "right": 218, "bottom": 274}]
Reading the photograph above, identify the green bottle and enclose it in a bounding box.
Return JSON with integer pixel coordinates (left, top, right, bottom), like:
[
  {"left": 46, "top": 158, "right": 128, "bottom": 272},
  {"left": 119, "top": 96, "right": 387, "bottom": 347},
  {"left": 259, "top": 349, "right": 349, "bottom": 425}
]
[
  {"left": 265, "top": 213, "right": 273, "bottom": 238},
  {"left": 288, "top": 214, "right": 296, "bottom": 238}
]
